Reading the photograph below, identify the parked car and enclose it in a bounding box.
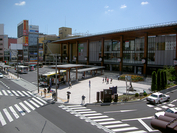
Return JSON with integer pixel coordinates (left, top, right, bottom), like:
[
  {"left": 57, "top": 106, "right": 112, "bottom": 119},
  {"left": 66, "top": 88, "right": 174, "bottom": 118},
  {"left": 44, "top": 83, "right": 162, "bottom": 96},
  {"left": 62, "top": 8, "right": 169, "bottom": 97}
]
[
  {"left": 0, "top": 72, "right": 3, "bottom": 78},
  {"left": 146, "top": 92, "right": 170, "bottom": 104},
  {"left": 155, "top": 107, "right": 177, "bottom": 119}
]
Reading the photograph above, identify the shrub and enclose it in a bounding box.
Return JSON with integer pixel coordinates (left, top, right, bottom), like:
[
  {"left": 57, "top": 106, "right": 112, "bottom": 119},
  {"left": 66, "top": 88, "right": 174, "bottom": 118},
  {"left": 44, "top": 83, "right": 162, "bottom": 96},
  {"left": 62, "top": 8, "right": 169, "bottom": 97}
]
[
  {"left": 143, "top": 92, "right": 147, "bottom": 96},
  {"left": 157, "top": 69, "right": 161, "bottom": 91},
  {"left": 151, "top": 71, "right": 157, "bottom": 92},
  {"left": 119, "top": 74, "right": 144, "bottom": 82},
  {"left": 135, "top": 93, "right": 139, "bottom": 97},
  {"left": 164, "top": 70, "right": 167, "bottom": 88}
]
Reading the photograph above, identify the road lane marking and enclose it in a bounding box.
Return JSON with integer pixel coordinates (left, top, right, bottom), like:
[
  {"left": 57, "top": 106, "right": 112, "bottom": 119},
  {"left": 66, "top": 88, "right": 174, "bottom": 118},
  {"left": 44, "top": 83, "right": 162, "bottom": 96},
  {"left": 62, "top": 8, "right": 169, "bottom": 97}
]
[
  {"left": 17, "top": 91, "right": 25, "bottom": 97},
  {"left": 112, "top": 127, "right": 138, "bottom": 132},
  {"left": 99, "top": 121, "right": 122, "bottom": 125},
  {"left": 168, "top": 104, "right": 175, "bottom": 107},
  {"left": 78, "top": 111, "right": 96, "bottom": 114},
  {"left": 70, "top": 107, "right": 86, "bottom": 110},
  {"left": 104, "top": 109, "right": 137, "bottom": 113},
  {"left": 147, "top": 105, "right": 154, "bottom": 107},
  {"left": 19, "top": 102, "right": 31, "bottom": 113},
  {"left": 161, "top": 105, "right": 169, "bottom": 109},
  {"left": 22, "top": 91, "right": 30, "bottom": 97},
  {"left": 122, "top": 116, "right": 153, "bottom": 121},
  {"left": 0, "top": 111, "right": 6, "bottom": 126},
  {"left": 154, "top": 107, "right": 162, "bottom": 111},
  {"left": 138, "top": 119, "right": 154, "bottom": 132},
  {"left": 7, "top": 90, "right": 14, "bottom": 96},
  {"left": 74, "top": 109, "right": 91, "bottom": 112},
  {"left": 24, "top": 101, "right": 35, "bottom": 110},
  {"left": 35, "top": 97, "right": 47, "bottom": 104},
  {"left": 11, "top": 90, "right": 19, "bottom": 96},
  {"left": 87, "top": 115, "right": 108, "bottom": 119},
  {"left": 105, "top": 124, "right": 129, "bottom": 128},
  {"left": 2, "top": 90, "right": 8, "bottom": 96},
  {"left": 14, "top": 104, "right": 25, "bottom": 116},
  {"left": 125, "top": 130, "right": 147, "bottom": 133},
  {"left": 9, "top": 106, "right": 19, "bottom": 119},
  {"left": 32, "top": 98, "right": 44, "bottom": 106},
  {"left": 67, "top": 105, "right": 82, "bottom": 108},
  {"left": 82, "top": 113, "right": 102, "bottom": 116},
  {"left": 27, "top": 91, "right": 34, "bottom": 96},
  {"left": 3, "top": 108, "right": 13, "bottom": 122},
  {"left": 93, "top": 118, "right": 115, "bottom": 122},
  {"left": 28, "top": 99, "right": 40, "bottom": 108},
  {"left": 0, "top": 90, "right": 2, "bottom": 95}
]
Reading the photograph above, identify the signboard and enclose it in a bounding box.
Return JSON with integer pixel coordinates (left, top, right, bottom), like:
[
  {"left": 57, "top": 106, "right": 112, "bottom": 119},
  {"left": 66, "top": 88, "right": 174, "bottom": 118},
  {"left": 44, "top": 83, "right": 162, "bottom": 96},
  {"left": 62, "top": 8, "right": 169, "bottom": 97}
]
[
  {"left": 24, "top": 36, "right": 28, "bottom": 46},
  {"left": 174, "top": 60, "right": 177, "bottom": 66},
  {"left": 29, "top": 25, "right": 39, "bottom": 33},
  {"left": 23, "top": 20, "right": 28, "bottom": 36}
]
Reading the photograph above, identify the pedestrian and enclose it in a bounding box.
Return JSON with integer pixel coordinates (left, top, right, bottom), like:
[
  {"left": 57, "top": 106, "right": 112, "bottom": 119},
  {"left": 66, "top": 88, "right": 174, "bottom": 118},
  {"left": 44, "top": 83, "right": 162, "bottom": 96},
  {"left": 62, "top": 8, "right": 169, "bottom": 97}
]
[
  {"left": 89, "top": 80, "right": 91, "bottom": 88},
  {"left": 102, "top": 77, "right": 104, "bottom": 83},
  {"left": 81, "top": 95, "right": 86, "bottom": 105},
  {"left": 67, "top": 92, "right": 70, "bottom": 102},
  {"left": 107, "top": 78, "right": 109, "bottom": 84},
  {"left": 110, "top": 78, "right": 112, "bottom": 84},
  {"left": 105, "top": 76, "right": 106, "bottom": 82},
  {"left": 44, "top": 88, "right": 46, "bottom": 97},
  {"left": 47, "top": 85, "right": 51, "bottom": 93},
  {"left": 52, "top": 91, "right": 56, "bottom": 101},
  {"left": 68, "top": 81, "right": 72, "bottom": 88}
]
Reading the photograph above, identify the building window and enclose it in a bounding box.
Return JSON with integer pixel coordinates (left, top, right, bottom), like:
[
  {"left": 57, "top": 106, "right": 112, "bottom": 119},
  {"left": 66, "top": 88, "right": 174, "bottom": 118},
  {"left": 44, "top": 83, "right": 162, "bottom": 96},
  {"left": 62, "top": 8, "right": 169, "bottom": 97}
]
[{"left": 0, "top": 38, "right": 3, "bottom": 41}]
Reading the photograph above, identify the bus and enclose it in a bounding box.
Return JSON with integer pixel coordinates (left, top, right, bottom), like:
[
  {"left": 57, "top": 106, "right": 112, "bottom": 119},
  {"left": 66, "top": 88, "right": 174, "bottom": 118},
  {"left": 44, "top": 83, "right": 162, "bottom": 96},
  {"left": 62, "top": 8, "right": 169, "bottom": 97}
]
[
  {"left": 15, "top": 65, "right": 28, "bottom": 74},
  {"left": 39, "top": 70, "right": 66, "bottom": 86}
]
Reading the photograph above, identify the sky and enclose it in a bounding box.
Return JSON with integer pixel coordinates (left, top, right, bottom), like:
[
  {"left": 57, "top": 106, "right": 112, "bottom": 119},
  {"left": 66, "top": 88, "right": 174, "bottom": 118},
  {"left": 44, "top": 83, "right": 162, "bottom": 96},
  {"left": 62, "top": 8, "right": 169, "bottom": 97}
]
[{"left": 0, "top": 0, "right": 177, "bottom": 38}]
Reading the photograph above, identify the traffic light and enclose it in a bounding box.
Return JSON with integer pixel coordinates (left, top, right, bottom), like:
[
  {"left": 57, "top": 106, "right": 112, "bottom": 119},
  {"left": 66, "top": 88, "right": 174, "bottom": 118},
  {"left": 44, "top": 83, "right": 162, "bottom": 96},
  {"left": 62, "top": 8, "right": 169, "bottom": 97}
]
[{"left": 4, "top": 61, "right": 6, "bottom": 64}]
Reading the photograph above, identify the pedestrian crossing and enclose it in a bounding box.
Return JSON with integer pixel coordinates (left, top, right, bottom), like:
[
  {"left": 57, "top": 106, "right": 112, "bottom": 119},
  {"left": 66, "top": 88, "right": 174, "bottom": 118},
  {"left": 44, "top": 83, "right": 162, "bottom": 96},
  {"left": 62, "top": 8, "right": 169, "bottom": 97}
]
[
  {"left": 147, "top": 102, "right": 175, "bottom": 111},
  {"left": 59, "top": 105, "right": 147, "bottom": 133},
  {"left": 0, "top": 96, "right": 47, "bottom": 127},
  {"left": 0, "top": 89, "right": 34, "bottom": 97}
]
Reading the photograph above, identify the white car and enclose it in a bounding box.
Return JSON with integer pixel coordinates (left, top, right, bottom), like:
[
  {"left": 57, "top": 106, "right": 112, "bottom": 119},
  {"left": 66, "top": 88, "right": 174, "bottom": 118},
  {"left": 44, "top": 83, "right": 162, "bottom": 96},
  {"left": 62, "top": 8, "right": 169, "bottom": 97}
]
[
  {"left": 155, "top": 107, "right": 177, "bottom": 119},
  {"left": 0, "top": 73, "right": 3, "bottom": 78},
  {"left": 146, "top": 92, "right": 170, "bottom": 104}
]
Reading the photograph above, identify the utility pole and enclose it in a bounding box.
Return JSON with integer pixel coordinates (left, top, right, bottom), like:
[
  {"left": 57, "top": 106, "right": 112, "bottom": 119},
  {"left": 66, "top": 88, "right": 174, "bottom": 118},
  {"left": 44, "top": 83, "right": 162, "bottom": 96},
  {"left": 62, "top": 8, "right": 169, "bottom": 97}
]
[
  {"left": 37, "top": 38, "right": 39, "bottom": 93},
  {"left": 55, "top": 54, "right": 58, "bottom": 101}
]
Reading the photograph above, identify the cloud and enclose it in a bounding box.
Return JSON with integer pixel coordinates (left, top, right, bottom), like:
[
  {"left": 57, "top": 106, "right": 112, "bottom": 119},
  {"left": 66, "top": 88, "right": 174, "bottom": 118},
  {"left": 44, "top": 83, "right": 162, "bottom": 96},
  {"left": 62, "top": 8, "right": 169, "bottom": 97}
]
[
  {"left": 15, "top": 1, "right": 26, "bottom": 6},
  {"left": 104, "top": 5, "right": 109, "bottom": 9},
  {"left": 141, "top": 2, "right": 148, "bottom": 5},
  {"left": 105, "top": 9, "right": 113, "bottom": 14},
  {"left": 120, "top": 4, "right": 127, "bottom": 9}
]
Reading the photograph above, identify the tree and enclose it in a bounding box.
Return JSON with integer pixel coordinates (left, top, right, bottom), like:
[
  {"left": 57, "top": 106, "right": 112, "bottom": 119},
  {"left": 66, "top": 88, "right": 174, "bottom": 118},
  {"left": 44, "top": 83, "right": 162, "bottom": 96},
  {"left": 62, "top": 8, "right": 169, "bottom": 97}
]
[
  {"left": 161, "top": 70, "right": 165, "bottom": 90},
  {"left": 157, "top": 69, "right": 161, "bottom": 91},
  {"left": 151, "top": 71, "right": 157, "bottom": 92},
  {"left": 164, "top": 70, "right": 167, "bottom": 88}
]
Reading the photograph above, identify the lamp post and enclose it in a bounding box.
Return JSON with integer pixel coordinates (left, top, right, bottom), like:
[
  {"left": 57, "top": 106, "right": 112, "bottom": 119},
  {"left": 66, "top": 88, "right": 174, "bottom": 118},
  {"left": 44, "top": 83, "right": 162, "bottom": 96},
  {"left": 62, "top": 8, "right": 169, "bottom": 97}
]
[{"left": 37, "top": 38, "right": 39, "bottom": 93}]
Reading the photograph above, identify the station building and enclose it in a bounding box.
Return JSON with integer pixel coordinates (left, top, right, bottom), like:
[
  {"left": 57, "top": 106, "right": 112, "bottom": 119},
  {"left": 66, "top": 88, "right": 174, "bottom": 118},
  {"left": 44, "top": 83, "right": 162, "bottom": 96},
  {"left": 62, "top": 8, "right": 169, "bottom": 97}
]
[{"left": 49, "top": 22, "right": 177, "bottom": 76}]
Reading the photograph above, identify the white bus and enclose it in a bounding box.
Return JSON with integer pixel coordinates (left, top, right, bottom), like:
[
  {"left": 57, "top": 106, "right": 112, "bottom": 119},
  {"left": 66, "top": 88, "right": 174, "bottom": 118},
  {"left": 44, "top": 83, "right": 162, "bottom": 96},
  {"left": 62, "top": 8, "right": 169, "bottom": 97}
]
[{"left": 15, "top": 65, "right": 28, "bottom": 74}]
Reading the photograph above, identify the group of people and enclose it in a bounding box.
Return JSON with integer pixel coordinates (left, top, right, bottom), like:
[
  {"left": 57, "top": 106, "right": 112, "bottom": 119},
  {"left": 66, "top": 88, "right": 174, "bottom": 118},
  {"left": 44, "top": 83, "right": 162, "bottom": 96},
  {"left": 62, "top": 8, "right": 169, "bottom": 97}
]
[{"left": 103, "top": 77, "right": 113, "bottom": 84}]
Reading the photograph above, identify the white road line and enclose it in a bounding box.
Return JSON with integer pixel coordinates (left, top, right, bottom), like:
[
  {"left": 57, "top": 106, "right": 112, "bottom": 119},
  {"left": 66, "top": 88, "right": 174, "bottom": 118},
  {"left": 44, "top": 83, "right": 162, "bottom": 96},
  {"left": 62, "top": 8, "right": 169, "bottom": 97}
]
[
  {"left": 78, "top": 111, "right": 96, "bottom": 114},
  {"left": 93, "top": 118, "right": 115, "bottom": 122},
  {"left": 74, "top": 109, "right": 91, "bottom": 112},
  {"left": 67, "top": 105, "right": 82, "bottom": 108},
  {"left": 138, "top": 119, "right": 156, "bottom": 132},
  {"left": 168, "top": 104, "right": 175, "bottom": 107},
  {"left": 0, "top": 90, "right": 2, "bottom": 95},
  {"left": 147, "top": 105, "right": 154, "bottom": 107},
  {"left": 112, "top": 127, "right": 138, "bottom": 132},
  {"left": 122, "top": 116, "right": 153, "bottom": 121},
  {"left": 32, "top": 98, "right": 44, "bottom": 106},
  {"left": 83, "top": 113, "right": 102, "bottom": 116},
  {"left": 28, "top": 99, "right": 40, "bottom": 108},
  {"left": 17, "top": 91, "right": 25, "bottom": 97},
  {"left": 0, "top": 111, "right": 6, "bottom": 126},
  {"left": 22, "top": 91, "right": 30, "bottom": 97},
  {"left": 125, "top": 130, "right": 147, "bottom": 133},
  {"left": 3, "top": 108, "right": 13, "bottom": 122},
  {"left": 70, "top": 107, "right": 86, "bottom": 110},
  {"left": 161, "top": 105, "right": 169, "bottom": 109},
  {"left": 105, "top": 124, "right": 129, "bottom": 128},
  {"left": 87, "top": 115, "right": 108, "bottom": 119},
  {"left": 27, "top": 91, "right": 34, "bottom": 96},
  {"left": 11, "top": 90, "right": 19, "bottom": 96},
  {"left": 19, "top": 102, "right": 31, "bottom": 113},
  {"left": 2, "top": 90, "right": 8, "bottom": 96},
  {"left": 154, "top": 107, "right": 162, "bottom": 111},
  {"left": 9, "top": 106, "right": 19, "bottom": 119},
  {"left": 99, "top": 121, "right": 122, "bottom": 125},
  {"left": 14, "top": 104, "right": 25, "bottom": 116},
  {"left": 7, "top": 90, "right": 14, "bottom": 96},
  {"left": 24, "top": 101, "right": 35, "bottom": 110},
  {"left": 35, "top": 97, "right": 47, "bottom": 104}
]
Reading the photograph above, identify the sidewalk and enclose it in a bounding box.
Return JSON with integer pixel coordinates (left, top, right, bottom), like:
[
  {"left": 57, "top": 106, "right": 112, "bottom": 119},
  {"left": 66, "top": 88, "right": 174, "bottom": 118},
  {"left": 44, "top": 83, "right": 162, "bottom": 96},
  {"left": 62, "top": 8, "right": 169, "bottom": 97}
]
[{"left": 5, "top": 71, "right": 151, "bottom": 105}]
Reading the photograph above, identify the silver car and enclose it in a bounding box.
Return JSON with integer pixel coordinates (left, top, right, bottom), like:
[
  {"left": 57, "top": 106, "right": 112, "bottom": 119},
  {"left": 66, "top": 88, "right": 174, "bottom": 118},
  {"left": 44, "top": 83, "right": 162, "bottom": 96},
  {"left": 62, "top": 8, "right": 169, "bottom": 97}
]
[{"left": 0, "top": 73, "right": 3, "bottom": 78}]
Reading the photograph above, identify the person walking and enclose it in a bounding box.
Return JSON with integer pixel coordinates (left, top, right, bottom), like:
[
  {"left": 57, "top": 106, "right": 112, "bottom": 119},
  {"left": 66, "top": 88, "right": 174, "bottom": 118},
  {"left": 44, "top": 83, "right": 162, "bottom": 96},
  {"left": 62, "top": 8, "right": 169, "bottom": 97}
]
[
  {"left": 110, "top": 78, "right": 112, "bottom": 84},
  {"left": 47, "top": 85, "right": 51, "bottom": 93},
  {"left": 107, "top": 78, "right": 109, "bottom": 84},
  {"left": 102, "top": 77, "right": 104, "bottom": 83},
  {"left": 67, "top": 92, "right": 70, "bottom": 102},
  {"left": 52, "top": 91, "right": 56, "bottom": 101},
  {"left": 81, "top": 95, "right": 86, "bottom": 105},
  {"left": 68, "top": 81, "right": 72, "bottom": 89},
  {"left": 44, "top": 88, "right": 47, "bottom": 97}
]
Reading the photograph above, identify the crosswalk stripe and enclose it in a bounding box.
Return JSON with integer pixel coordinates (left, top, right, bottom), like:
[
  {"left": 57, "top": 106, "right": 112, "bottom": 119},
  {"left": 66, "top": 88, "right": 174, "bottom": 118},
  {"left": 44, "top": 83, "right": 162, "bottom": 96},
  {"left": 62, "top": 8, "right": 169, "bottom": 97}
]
[
  {"left": 154, "top": 107, "right": 162, "bottom": 111},
  {"left": 24, "top": 101, "right": 35, "bottom": 110},
  {"left": 32, "top": 98, "right": 44, "bottom": 106},
  {"left": 93, "top": 118, "right": 115, "bottom": 122},
  {"left": 105, "top": 124, "right": 129, "bottom": 128},
  {"left": 99, "top": 121, "right": 122, "bottom": 125},
  {"left": 147, "top": 105, "right": 154, "bottom": 107},
  {"left": 14, "top": 104, "right": 25, "bottom": 116},
  {"left": 2, "top": 90, "right": 8, "bottom": 96},
  {"left": 125, "top": 130, "right": 147, "bottom": 133},
  {"left": 35, "top": 97, "right": 47, "bottom": 104},
  {"left": 27, "top": 99, "right": 40, "bottom": 108},
  {"left": 0, "top": 90, "right": 2, "bottom": 95},
  {"left": 19, "top": 102, "right": 31, "bottom": 113},
  {"left": 78, "top": 111, "right": 96, "bottom": 114},
  {"left": 83, "top": 113, "right": 102, "bottom": 116},
  {"left": 161, "top": 105, "right": 169, "bottom": 109},
  {"left": 11, "top": 90, "right": 19, "bottom": 96},
  {"left": 3, "top": 108, "right": 13, "bottom": 122},
  {"left": 0, "top": 111, "right": 6, "bottom": 126},
  {"left": 67, "top": 105, "right": 82, "bottom": 108},
  {"left": 27, "top": 91, "right": 34, "bottom": 96},
  {"left": 112, "top": 127, "right": 138, "bottom": 132},
  {"left": 70, "top": 107, "right": 86, "bottom": 110},
  {"left": 22, "top": 91, "right": 30, "bottom": 97},
  {"left": 9, "top": 106, "right": 19, "bottom": 119},
  {"left": 74, "top": 109, "right": 91, "bottom": 112},
  {"left": 88, "top": 115, "right": 108, "bottom": 119},
  {"left": 17, "top": 91, "right": 25, "bottom": 97},
  {"left": 168, "top": 104, "right": 175, "bottom": 107},
  {"left": 7, "top": 90, "right": 14, "bottom": 96}
]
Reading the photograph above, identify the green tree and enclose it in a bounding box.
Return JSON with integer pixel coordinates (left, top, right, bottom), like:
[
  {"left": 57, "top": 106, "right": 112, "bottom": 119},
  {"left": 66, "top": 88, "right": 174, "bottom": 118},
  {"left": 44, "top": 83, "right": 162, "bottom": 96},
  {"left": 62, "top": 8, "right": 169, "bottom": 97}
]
[
  {"left": 164, "top": 70, "right": 167, "bottom": 88},
  {"left": 157, "top": 69, "right": 161, "bottom": 91},
  {"left": 151, "top": 71, "right": 157, "bottom": 92},
  {"left": 161, "top": 70, "right": 165, "bottom": 90}
]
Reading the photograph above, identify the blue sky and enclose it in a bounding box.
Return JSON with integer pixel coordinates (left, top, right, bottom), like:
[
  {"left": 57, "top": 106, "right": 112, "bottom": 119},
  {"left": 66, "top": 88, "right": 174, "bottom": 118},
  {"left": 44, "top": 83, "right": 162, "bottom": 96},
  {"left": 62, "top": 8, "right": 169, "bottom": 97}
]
[{"left": 0, "top": 0, "right": 177, "bottom": 38}]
